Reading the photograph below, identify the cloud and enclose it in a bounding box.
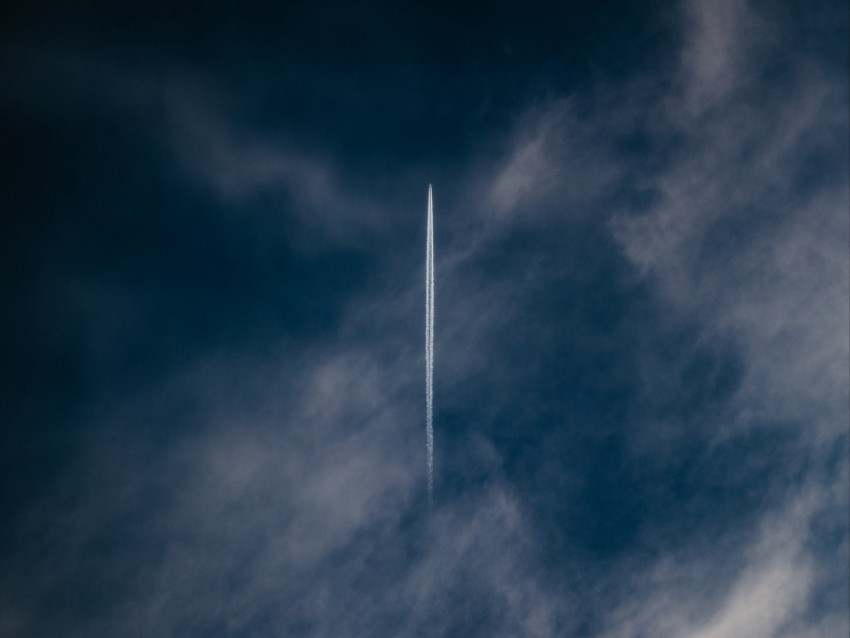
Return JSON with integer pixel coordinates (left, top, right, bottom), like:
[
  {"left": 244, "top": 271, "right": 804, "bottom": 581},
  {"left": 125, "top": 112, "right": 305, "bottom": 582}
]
[
  {"left": 605, "top": 0, "right": 847, "bottom": 633},
  {"left": 470, "top": 0, "right": 848, "bottom": 635},
  {"left": 0, "top": 44, "right": 409, "bottom": 253},
  {"left": 679, "top": 0, "right": 769, "bottom": 114},
  {"left": 610, "top": 2, "right": 849, "bottom": 441},
  {"left": 598, "top": 493, "right": 825, "bottom": 638},
  {"left": 0, "top": 233, "right": 570, "bottom": 637},
  {"left": 1, "top": 1, "right": 845, "bottom": 636},
  {"left": 162, "top": 88, "right": 381, "bottom": 247},
  {"left": 483, "top": 95, "right": 636, "bottom": 224}
]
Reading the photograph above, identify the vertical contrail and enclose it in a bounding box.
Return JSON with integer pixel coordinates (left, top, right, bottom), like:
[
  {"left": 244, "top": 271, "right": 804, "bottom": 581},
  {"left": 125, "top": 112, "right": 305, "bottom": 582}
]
[{"left": 425, "top": 184, "right": 435, "bottom": 506}]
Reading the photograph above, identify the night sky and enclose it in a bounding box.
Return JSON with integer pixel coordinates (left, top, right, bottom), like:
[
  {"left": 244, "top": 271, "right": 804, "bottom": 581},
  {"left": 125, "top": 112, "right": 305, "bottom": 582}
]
[{"left": 1, "top": 1, "right": 848, "bottom": 636}]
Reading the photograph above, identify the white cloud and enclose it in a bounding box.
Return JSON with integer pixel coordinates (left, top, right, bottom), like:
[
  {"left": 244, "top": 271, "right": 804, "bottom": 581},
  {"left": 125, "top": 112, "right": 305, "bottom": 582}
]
[
  {"left": 679, "top": 0, "right": 764, "bottom": 114},
  {"left": 470, "top": 0, "right": 848, "bottom": 635},
  {"left": 598, "top": 494, "right": 821, "bottom": 638},
  {"left": 484, "top": 97, "right": 630, "bottom": 224}
]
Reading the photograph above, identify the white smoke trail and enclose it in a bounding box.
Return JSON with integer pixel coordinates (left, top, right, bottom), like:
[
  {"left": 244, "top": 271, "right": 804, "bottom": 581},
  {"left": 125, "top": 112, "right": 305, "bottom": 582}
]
[{"left": 425, "top": 184, "right": 435, "bottom": 505}]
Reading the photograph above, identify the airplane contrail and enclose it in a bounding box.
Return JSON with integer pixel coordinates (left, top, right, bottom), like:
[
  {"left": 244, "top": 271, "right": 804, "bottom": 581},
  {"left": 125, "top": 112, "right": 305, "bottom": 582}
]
[{"left": 426, "top": 184, "right": 435, "bottom": 506}]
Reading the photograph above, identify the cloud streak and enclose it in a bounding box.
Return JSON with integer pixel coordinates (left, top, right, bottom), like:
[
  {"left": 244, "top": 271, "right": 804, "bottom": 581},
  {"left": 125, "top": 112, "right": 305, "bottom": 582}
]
[{"left": 426, "top": 184, "right": 435, "bottom": 505}]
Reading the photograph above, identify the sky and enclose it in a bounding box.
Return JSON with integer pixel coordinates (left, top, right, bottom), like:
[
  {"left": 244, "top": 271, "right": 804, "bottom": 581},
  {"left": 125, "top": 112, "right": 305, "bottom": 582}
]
[{"left": 1, "top": 1, "right": 848, "bottom": 636}]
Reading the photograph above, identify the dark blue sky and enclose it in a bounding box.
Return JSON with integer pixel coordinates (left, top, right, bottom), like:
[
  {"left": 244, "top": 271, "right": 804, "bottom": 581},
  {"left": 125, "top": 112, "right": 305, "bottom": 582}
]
[{"left": 1, "top": 1, "right": 848, "bottom": 636}]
